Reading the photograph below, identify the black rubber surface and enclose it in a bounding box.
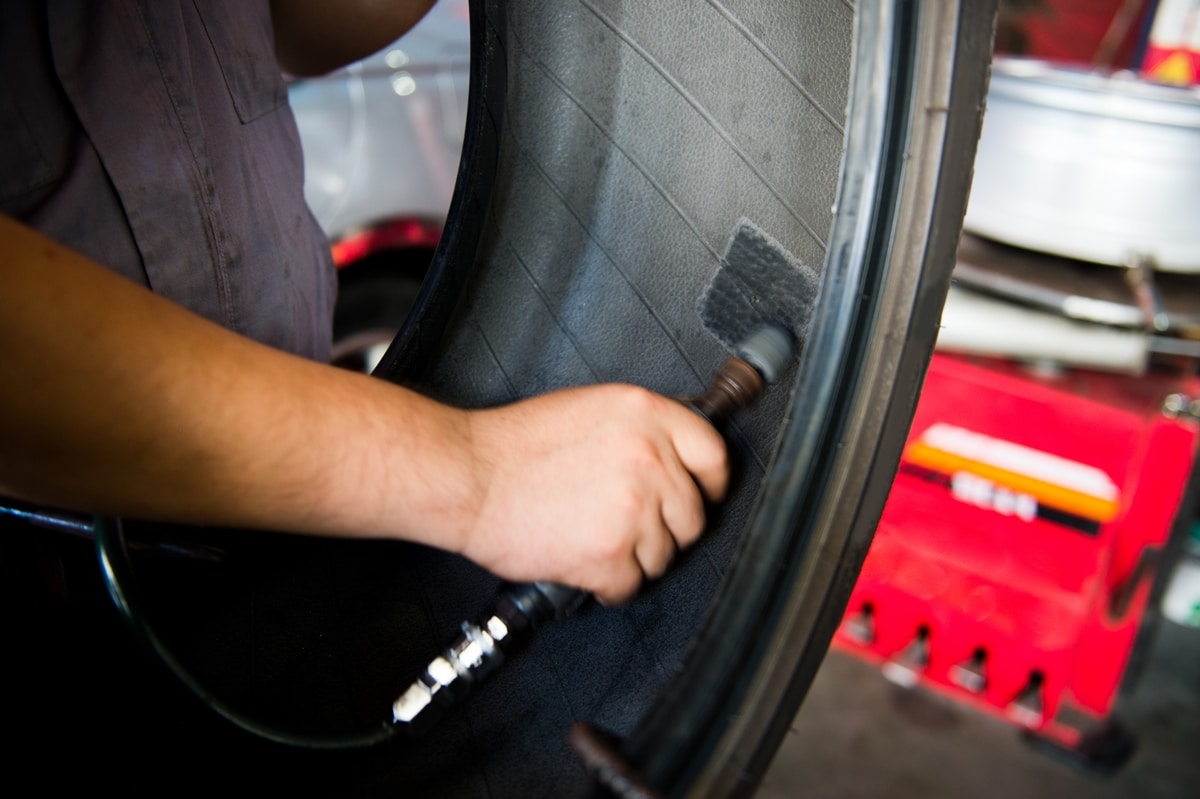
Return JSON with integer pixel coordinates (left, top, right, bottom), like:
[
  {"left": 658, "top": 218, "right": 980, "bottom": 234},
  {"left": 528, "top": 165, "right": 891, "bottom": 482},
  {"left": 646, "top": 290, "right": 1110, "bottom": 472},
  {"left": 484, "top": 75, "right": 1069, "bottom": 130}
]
[
  {"left": 11, "top": 2, "right": 993, "bottom": 797},
  {"left": 376, "top": 2, "right": 856, "bottom": 793}
]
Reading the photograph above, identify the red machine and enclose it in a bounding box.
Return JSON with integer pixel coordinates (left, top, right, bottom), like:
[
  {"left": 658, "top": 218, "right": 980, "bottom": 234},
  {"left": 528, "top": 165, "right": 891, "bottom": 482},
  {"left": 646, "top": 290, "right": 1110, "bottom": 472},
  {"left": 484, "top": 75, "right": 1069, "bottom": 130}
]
[
  {"left": 834, "top": 349, "right": 1199, "bottom": 766},
  {"left": 834, "top": 1, "right": 1200, "bottom": 769}
]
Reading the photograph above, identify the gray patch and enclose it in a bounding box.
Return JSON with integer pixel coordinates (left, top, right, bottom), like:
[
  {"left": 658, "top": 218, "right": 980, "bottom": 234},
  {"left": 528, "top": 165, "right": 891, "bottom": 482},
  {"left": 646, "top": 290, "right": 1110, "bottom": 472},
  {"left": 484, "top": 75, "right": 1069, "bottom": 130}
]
[{"left": 696, "top": 217, "right": 820, "bottom": 356}]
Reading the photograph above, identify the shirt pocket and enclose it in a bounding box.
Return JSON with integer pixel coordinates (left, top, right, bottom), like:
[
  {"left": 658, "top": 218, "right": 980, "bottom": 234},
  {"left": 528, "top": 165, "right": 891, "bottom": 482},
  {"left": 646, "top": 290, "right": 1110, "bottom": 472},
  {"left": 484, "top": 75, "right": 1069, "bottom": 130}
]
[{"left": 192, "top": 0, "right": 287, "bottom": 123}]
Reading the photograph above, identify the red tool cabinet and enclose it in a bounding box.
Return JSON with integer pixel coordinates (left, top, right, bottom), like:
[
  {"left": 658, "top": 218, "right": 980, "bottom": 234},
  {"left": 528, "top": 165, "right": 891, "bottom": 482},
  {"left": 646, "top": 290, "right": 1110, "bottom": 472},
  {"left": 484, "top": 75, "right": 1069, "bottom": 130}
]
[{"left": 834, "top": 351, "right": 1199, "bottom": 766}]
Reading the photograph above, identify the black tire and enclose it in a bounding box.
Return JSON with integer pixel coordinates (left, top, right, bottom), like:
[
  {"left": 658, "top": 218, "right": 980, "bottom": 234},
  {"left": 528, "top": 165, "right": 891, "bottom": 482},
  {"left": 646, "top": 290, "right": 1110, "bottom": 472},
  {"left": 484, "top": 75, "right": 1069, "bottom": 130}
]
[
  {"left": 94, "top": 2, "right": 996, "bottom": 797},
  {"left": 374, "top": 1, "right": 997, "bottom": 796}
]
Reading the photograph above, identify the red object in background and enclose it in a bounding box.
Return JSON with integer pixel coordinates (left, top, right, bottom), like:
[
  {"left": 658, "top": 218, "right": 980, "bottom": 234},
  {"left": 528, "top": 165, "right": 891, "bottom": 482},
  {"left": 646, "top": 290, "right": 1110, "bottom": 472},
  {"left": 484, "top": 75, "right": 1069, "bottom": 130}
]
[
  {"left": 996, "top": 0, "right": 1200, "bottom": 85},
  {"left": 1140, "top": 0, "right": 1200, "bottom": 85},
  {"left": 995, "top": 0, "right": 1156, "bottom": 69},
  {"left": 1142, "top": 42, "right": 1200, "bottom": 84},
  {"left": 329, "top": 218, "right": 443, "bottom": 269},
  {"left": 834, "top": 353, "right": 1199, "bottom": 761}
]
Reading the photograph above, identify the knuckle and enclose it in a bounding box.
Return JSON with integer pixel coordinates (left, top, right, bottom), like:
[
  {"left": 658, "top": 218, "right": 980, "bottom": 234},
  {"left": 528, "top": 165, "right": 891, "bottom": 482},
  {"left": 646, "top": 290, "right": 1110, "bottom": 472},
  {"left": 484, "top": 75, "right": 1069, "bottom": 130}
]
[
  {"left": 615, "top": 568, "right": 642, "bottom": 602},
  {"left": 613, "top": 487, "right": 648, "bottom": 526},
  {"left": 595, "top": 531, "right": 630, "bottom": 565},
  {"left": 627, "top": 438, "right": 664, "bottom": 471},
  {"left": 677, "top": 503, "right": 706, "bottom": 546},
  {"left": 643, "top": 540, "right": 676, "bottom": 580},
  {"left": 712, "top": 437, "right": 731, "bottom": 472},
  {"left": 617, "top": 384, "right": 659, "bottom": 415},
  {"left": 696, "top": 437, "right": 730, "bottom": 499},
  {"left": 598, "top": 569, "right": 641, "bottom": 606},
  {"left": 698, "top": 427, "right": 729, "bottom": 471}
]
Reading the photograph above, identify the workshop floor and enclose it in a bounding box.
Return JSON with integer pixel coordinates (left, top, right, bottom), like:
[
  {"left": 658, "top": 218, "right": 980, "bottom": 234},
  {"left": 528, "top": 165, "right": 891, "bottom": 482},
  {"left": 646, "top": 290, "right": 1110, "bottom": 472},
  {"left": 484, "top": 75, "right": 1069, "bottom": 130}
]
[{"left": 757, "top": 618, "right": 1200, "bottom": 799}]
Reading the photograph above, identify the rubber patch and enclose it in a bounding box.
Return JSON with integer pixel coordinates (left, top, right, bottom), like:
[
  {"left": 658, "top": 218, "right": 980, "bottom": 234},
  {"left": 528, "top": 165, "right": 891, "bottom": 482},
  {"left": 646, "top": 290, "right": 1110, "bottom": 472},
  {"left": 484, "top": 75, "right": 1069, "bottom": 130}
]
[{"left": 696, "top": 218, "right": 820, "bottom": 356}]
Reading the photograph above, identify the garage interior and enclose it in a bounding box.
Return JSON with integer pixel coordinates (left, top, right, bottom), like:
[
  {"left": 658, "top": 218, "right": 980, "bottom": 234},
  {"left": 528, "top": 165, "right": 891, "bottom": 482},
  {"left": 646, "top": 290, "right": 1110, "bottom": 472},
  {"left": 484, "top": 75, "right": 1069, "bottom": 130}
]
[
  {"left": 763, "top": 1, "right": 1200, "bottom": 795},
  {"left": 3, "top": 1, "right": 1198, "bottom": 797}
]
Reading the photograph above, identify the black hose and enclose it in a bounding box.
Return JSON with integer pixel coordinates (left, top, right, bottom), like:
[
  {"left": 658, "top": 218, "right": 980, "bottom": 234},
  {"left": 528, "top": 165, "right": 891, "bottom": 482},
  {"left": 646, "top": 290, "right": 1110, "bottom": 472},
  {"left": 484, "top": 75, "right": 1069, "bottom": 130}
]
[{"left": 93, "top": 515, "right": 397, "bottom": 749}]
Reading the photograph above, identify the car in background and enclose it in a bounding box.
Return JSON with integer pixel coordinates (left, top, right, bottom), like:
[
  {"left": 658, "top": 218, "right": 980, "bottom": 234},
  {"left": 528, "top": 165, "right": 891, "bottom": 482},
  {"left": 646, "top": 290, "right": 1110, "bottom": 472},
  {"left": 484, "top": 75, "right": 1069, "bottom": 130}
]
[{"left": 288, "top": 0, "right": 470, "bottom": 373}]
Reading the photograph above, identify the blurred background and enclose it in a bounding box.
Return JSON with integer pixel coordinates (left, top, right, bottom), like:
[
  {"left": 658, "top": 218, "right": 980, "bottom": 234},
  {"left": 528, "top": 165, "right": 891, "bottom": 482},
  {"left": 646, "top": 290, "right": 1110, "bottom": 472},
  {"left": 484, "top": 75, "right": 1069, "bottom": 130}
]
[
  {"left": 759, "top": 1, "right": 1200, "bottom": 796},
  {"left": 287, "top": 0, "right": 470, "bottom": 375}
]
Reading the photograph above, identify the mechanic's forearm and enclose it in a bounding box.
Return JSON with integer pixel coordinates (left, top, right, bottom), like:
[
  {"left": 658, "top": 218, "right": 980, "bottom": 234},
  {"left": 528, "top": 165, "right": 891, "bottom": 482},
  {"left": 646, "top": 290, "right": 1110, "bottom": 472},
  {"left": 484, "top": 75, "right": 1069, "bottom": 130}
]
[
  {"left": 270, "top": 0, "right": 440, "bottom": 76},
  {"left": 0, "top": 216, "right": 478, "bottom": 550}
]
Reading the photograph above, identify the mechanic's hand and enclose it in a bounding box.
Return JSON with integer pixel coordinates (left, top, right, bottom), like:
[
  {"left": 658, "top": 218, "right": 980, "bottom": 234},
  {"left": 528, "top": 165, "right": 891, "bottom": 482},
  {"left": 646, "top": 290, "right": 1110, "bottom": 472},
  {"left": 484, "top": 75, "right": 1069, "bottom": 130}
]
[{"left": 461, "top": 384, "right": 729, "bottom": 605}]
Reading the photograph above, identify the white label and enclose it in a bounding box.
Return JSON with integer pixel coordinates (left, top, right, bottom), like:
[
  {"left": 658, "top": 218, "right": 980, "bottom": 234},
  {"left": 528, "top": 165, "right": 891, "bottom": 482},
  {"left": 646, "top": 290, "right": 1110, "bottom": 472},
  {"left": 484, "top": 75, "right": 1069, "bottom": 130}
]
[{"left": 951, "top": 471, "right": 1038, "bottom": 522}]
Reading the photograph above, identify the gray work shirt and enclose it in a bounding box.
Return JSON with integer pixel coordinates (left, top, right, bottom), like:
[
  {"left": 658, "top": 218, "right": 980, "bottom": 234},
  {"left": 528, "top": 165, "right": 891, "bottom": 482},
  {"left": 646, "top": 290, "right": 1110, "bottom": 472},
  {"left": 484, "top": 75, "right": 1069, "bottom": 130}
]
[{"left": 1, "top": 0, "right": 336, "bottom": 362}]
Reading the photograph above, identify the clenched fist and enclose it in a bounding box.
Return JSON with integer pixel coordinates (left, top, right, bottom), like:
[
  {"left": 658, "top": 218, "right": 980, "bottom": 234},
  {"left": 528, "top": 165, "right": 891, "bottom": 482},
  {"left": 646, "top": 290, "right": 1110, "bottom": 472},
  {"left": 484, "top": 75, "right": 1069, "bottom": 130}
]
[{"left": 460, "top": 384, "right": 729, "bottom": 605}]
